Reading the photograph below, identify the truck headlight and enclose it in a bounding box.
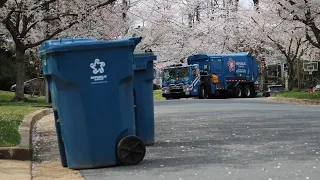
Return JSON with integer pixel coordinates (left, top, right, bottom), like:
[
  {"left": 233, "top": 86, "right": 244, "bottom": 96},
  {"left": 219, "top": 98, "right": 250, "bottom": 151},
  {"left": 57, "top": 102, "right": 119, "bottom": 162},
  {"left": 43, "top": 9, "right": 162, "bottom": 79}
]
[
  {"left": 162, "top": 87, "right": 169, "bottom": 94},
  {"left": 184, "top": 85, "right": 189, "bottom": 92}
]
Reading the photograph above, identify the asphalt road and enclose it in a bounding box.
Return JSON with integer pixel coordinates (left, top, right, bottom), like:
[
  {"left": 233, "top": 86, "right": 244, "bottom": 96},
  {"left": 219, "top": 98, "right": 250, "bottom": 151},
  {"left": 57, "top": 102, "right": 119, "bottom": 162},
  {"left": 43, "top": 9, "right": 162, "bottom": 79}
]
[{"left": 81, "top": 98, "right": 320, "bottom": 180}]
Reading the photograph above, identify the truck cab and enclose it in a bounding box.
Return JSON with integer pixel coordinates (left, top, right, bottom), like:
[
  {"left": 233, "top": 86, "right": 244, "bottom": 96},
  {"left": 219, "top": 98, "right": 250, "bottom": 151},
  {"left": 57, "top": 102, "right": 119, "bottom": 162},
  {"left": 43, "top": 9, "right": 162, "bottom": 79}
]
[{"left": 161, "top": 64, "right": 200, "bottom": 99}]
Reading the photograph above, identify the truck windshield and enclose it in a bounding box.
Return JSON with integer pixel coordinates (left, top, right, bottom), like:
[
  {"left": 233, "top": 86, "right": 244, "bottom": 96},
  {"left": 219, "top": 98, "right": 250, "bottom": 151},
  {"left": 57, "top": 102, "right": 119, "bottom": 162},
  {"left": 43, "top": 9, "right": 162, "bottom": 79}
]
[{"left": 163, "top": 67, "right": 189, "bottom": 82}]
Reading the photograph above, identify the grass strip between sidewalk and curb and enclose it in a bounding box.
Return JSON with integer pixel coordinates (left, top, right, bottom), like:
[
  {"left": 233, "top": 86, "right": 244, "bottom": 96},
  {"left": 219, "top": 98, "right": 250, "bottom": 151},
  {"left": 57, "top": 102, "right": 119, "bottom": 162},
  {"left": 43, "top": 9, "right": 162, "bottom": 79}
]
[{"left": 0, "top": 90, "right": 50, "bottom": 147}]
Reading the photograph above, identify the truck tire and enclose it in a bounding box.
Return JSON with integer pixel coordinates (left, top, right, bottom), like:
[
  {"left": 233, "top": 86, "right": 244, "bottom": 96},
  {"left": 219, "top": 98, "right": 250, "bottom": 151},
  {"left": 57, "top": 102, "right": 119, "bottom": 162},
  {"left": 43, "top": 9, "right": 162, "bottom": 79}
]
[
  {"left": 199, "top": 84, "right": 208, "bottom": 99},
  {"left": 234, "top": 85, "right": 243, "bottom": 98},
  {"left": 243, "top": 85, "right": 252, "bottom": 98}
]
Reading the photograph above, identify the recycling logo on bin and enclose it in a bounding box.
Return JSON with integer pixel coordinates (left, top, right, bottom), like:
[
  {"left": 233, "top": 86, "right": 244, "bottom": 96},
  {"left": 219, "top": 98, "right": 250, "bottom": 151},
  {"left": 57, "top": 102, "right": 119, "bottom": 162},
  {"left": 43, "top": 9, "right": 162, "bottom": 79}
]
[{"left": 90, "top": 59, "right": 108, "bottom": 84}]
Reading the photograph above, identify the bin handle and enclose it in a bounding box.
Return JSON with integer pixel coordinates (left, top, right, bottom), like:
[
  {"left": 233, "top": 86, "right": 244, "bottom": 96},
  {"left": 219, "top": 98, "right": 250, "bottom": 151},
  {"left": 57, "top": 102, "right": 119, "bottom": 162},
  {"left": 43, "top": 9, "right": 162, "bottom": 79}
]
[{"left": 129, "top": 36, "right": 142, "bottom": 46}]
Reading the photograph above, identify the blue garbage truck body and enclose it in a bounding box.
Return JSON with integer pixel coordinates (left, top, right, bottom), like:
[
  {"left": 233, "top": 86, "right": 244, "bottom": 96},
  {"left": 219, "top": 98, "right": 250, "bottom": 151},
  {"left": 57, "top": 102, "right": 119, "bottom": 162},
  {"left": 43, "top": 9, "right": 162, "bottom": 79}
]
[{"left": 162, "top": 52, "right": 260, "bottom": 99}]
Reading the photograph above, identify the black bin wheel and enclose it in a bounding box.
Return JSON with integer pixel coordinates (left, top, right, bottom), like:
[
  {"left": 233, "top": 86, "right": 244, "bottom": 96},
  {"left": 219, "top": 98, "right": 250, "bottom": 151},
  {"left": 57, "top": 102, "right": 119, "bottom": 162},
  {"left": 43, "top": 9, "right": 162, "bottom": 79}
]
[{"left": 117, "top": 136, "right": 146, "bottom": 166}]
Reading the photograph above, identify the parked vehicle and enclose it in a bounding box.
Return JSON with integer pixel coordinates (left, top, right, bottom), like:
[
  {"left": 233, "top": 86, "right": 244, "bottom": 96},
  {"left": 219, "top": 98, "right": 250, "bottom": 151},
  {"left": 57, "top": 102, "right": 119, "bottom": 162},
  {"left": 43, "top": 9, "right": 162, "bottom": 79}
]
[
  {"left": 264, "top": 85, "right": 284, "bottom": 97},
  {"left": 311, "top": 84, "right": 320, "bottom": 92},
  {"left": 161, "top": 52, "right": 260, "bottom": 99},
  {"left": 10, "top": 77, "right": 45, "bottom": 95}
]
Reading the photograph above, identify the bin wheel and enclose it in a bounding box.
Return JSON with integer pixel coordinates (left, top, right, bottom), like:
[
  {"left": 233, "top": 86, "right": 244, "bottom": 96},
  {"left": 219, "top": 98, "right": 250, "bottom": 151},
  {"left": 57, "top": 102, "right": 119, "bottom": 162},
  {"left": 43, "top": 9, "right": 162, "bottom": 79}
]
[{"left": 117, "top": 136, "right": 146, "bottom": 166}]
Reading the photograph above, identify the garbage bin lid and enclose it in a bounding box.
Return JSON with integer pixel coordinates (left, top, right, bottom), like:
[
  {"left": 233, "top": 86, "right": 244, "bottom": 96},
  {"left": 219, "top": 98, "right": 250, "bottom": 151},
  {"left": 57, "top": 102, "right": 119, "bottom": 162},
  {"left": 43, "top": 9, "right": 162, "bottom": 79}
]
[
  {"left": 133, "top": 51, "right": 157, "bottom": 70},
  {"left": 39, "top": 37, "right": 142, "bottom": 56}
]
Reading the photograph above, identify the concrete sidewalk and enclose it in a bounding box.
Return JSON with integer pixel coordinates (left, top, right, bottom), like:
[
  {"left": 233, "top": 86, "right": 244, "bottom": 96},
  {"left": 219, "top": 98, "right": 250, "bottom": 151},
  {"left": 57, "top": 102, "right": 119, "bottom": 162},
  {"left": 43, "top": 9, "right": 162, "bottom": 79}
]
[
  {"left": 0, "top": 114, "right": 83, "bottom": 180},
  {"left": 33, "top": 161, "right": 83, "bottom": 180},
  {"left": 31, "top": 114, "right": 83, "bottom": 180},
  {"left": 0, "top": 160, "right": 31, "bottom": 180}
]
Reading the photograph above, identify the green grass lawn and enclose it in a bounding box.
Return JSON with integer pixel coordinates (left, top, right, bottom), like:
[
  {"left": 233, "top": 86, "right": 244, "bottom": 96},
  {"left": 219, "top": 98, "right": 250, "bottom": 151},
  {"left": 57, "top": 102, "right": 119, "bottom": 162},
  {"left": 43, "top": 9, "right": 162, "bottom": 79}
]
[
  {"left": 153, "top": 90, "right": 165, "bottom": 100},
  {"left": 0, "top": 89, "right": 163, "bottom": 147},
  {"left": 272, "top": 90, "right": 320, "bottom": 100},
  {"left": 0, "top": 90, "right": 50, "bottom": 147}
]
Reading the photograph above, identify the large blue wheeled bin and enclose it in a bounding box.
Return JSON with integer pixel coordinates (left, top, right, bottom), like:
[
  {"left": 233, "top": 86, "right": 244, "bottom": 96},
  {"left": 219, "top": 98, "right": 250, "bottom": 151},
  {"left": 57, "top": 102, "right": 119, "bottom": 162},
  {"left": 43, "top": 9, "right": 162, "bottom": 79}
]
[
  {"left": 39, "top": 37, "right": 146, "bottom": 169},
  {"left": 133, "top": 51, "right": 157, "bottom": 145}
]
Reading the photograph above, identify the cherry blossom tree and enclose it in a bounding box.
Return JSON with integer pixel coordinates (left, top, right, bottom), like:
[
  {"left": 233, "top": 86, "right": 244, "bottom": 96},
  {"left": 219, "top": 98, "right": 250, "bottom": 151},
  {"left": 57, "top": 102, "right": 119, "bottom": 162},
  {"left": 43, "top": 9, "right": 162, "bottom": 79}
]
[
  {"left": 123, "top": 0, "right": 318, "bottom": 89},
  {"left": 0, "top": 0, "right": 120, "bottom": 101},
  {"left": 276, "top": 0, "right": 320, "bottom": 49}
]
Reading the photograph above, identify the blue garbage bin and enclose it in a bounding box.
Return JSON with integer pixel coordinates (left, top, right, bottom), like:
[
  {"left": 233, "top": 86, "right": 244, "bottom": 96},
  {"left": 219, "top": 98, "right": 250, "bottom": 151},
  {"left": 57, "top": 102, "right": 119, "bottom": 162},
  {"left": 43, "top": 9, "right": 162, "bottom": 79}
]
[
  {"left": 39, "top": 37, "right": 146, "bottom": 169},
  {"left": 133, "top": 51, "right": 157, "bottom": 145}
]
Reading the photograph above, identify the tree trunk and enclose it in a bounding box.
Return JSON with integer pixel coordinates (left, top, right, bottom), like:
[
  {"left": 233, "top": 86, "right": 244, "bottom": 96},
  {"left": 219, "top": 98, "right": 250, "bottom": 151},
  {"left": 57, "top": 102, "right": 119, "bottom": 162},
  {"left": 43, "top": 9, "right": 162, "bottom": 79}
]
[
  {"left": 14, "top": 49, "right": 26, "bottom": 101},
  {"left": 288, "top": 59, "right": 295, "bottom": 90}
]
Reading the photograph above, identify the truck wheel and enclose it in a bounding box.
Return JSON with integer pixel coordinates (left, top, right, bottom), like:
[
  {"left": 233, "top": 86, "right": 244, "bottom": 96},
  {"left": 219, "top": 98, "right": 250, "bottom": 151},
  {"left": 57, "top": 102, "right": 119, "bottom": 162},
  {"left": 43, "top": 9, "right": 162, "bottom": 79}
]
[
  {"left": 235, "top": 85, "right": 243, "bottom": 98},
  {"left": 199, "top": 84, "right": 208, "bottom": 99},
  {"left": 244, "top": 85, "right": 252, "bottom": 98}
]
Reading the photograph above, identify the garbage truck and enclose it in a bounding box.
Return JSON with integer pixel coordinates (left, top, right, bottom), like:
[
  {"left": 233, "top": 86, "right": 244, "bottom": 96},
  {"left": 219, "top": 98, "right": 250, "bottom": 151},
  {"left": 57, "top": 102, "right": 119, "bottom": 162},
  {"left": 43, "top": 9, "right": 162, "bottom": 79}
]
[{"left": 161, "top": 52, "right": 260, "bottom": 99}]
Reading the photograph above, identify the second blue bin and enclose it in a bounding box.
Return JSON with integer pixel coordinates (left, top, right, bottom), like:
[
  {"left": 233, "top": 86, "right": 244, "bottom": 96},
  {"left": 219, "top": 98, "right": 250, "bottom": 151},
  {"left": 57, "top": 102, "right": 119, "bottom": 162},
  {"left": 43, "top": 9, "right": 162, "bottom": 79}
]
[{"left": 133, "top": 51, "right": 157, "bottom": 145}]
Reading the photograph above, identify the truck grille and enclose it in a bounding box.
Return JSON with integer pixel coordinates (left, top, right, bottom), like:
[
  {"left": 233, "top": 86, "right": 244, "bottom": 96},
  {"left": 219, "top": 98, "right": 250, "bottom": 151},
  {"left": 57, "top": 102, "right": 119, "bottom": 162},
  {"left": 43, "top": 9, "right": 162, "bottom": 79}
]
[
  {"left": 169, "top": 84, "right": 183, "bottom": 89},
  {"left": 170, "top": 89, "right": 184, "bottom": 93},
  {"left": 169, "top": 84, "right": 184, "bottom": 93}
]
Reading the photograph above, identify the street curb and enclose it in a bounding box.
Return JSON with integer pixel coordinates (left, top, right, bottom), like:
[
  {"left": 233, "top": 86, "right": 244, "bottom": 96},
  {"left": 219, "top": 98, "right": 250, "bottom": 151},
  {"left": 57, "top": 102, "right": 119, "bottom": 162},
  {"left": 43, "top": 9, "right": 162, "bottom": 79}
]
[
  {"left": 0, "top": 109, "right": 52, "bottom": 160},
  {"left": 267, "top": 97, "right": 320, "bottom": 106}
]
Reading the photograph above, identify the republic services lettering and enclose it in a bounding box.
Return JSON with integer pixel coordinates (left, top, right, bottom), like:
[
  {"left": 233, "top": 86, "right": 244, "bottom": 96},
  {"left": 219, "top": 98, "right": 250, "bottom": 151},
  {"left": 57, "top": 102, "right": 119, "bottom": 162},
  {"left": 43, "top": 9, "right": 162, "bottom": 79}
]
[{"left": 236, "top": 62, "right": 246, "bottom": 66}]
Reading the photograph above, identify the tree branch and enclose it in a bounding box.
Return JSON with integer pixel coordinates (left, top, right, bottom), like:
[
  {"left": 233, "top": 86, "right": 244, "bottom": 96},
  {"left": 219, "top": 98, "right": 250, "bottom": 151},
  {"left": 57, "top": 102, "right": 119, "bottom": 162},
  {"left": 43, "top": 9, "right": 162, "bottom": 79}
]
[
  {"left": 96, "top": 0, "right": 119, "bottom": 8},
  {"left": 306, "top": 28, "right": 320, "bottom": 48},
  {"left": 15, "top": 12, "right": 21, "bottom": 34},
  {"left": 30, "top": 0, "right": 58, "bottom": 11},
  {"left": 1, "top": 8, "right": 22, "bottom": 43},
  {"left": 267, "top": 35, "right": 288, "bottom": 59},
  {"left": 25, "top": 20, "right": 79, "bottom": 48},
  {"left": 279, "top": 0, "right": 320, "bottom": 49},
  {"left": 288, "top": 37, "right": 293, "bottom": 59},
  {"left": 2, "top": 17, "right": 22, "bottom": 47},
  {"left": 4, "top": 7, "right": 15, "bottom": 20},
  {"left": 0, "top": 0, "right": 7, "bottom": 7},
  {"left": 292, "top": 37, "right": 302, "bottom": 60},
  {"left": 20, "top": 14, "right": 34, "bottom": 37},
  {"left": 26, "top": 0, "right": 119, "bottom": 49},
  {"left": 20, "top": 13, "right": 78, "bottom": 37}
]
